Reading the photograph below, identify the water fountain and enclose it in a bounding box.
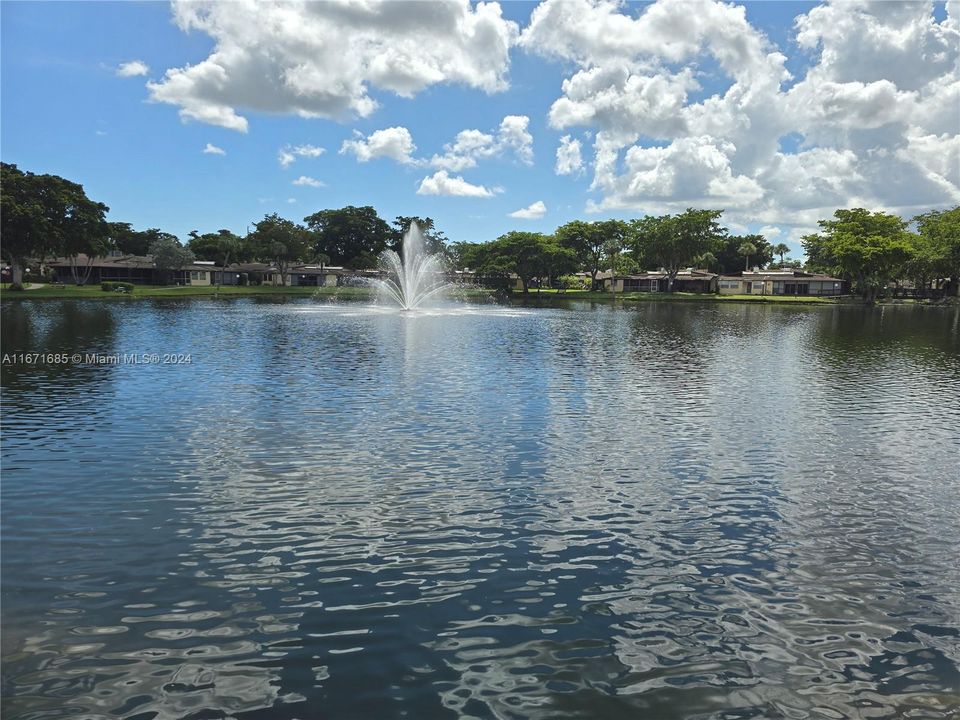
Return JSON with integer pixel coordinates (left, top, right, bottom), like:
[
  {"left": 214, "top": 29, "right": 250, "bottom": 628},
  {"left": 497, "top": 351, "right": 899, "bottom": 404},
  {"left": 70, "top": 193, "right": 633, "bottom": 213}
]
[{"left": 368, "top": 222, "right": 454, "bottom": 310}]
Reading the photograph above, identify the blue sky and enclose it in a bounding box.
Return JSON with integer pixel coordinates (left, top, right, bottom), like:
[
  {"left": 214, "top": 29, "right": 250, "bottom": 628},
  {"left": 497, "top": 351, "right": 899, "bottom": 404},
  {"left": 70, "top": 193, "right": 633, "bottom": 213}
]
[{"left": 2, "top": 1, "right": 957, "bottom": 258}]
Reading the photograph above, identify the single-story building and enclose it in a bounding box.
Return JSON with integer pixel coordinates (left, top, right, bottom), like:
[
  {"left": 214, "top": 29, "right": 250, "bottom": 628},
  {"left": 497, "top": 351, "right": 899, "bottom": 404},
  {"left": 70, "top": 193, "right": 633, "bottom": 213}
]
[
  {"left": 604, "top": 269, "right": 719, "bottom": 293},
  {"left": 49, "top": 255, "right": 216, "bottom": 286},
  {"left": 718, "top": 270, "right": 846, "bottom": 296},
  {"left": 287, "top": 265, "right": 345, "bottom": 287}
]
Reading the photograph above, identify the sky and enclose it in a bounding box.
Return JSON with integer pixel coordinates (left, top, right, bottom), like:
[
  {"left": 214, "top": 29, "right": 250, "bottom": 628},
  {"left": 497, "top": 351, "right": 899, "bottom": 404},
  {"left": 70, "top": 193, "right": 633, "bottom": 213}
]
[{"left": 1, "top": 0, "right": 958, "bottom": 260}]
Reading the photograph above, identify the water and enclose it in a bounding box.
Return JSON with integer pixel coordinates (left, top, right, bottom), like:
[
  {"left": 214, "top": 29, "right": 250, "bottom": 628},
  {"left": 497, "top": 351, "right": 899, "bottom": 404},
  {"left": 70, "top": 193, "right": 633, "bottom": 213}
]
[
  {"left": 368, "top": 223, "right": 454, "bottom": 310},
  {"left": 2, "top": 298, "right": 959, "bottom": 719}
]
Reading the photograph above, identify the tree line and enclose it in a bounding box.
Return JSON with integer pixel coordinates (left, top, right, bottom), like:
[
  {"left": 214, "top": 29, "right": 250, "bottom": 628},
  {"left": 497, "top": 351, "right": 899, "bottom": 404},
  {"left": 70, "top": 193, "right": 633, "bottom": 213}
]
[{"left": 2, "top": 162, "right": 957, "bottom": 300}]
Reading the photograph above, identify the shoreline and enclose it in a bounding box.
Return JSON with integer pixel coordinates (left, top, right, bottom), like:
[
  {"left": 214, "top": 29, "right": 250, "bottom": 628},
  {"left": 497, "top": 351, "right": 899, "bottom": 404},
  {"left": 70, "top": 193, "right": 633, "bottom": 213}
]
[{"left": 0, "top": 283, "right": 949, "bottom": 307}]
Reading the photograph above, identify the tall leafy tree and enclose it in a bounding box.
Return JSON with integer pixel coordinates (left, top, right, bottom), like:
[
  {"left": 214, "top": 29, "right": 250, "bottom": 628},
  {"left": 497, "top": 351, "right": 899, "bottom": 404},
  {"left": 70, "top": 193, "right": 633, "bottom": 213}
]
[
  {"left": 108, "top": 222, "right": 144, "bottom": 255},
  {"left": 632, "top": 209, "right": 725, "bottom": 291},
  {"left": 393, "top": 216, "right": 450, "bottom": 259},
  {"left": 802, "top": 208, "right": 914, "bottom": 303},
  {"left": 914, "top": 207, "right": 960, "bottom": 296},
  {"left": 150, "top": 235, "right": 194, "bottom": 285},
  {"left": 472, "top": 232, "right": 573, "bottom": 294},
  {"left": 0, "top": 163, "right": 110, "bottom": 288},
  {"left": 304, "top": 205, "right": 394, "bottom": 268},
  {"left": 555, "top": 220, "right": 603, "bottom": 290},
  {"left": 1, "top": 163, "right": 60, "bottom": 289},
  {"left": 713, "top": 234, "right": 771, "bottom": 273},
  {"left": 248, "top": 214, "right": 310, "bottom": 285}
]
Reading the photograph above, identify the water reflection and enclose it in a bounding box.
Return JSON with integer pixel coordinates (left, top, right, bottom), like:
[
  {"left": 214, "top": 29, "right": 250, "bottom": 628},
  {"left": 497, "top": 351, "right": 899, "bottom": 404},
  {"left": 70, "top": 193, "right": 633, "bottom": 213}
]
[{"left": 2, "top": 299, "right": 958, "bottom": 719}]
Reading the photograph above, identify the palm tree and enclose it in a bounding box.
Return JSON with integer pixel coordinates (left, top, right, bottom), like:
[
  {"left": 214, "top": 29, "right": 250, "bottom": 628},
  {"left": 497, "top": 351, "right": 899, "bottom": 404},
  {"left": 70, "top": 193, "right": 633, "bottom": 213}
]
[
  {"left": 772, "top": 242, "right": 790, "bottom": 268},
  {"left": 738, "top": 241, "right": 758, "bottom": 271},
  {"left": 693, "top": 251, "right": 717, "bottom": 271}
]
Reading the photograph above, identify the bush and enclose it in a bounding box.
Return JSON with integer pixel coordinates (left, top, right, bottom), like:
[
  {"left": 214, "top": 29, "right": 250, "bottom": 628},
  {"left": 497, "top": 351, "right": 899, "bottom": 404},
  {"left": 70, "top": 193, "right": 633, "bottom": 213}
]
[{"left": 101, "top": 281, "right": 135, "bottom": 293}]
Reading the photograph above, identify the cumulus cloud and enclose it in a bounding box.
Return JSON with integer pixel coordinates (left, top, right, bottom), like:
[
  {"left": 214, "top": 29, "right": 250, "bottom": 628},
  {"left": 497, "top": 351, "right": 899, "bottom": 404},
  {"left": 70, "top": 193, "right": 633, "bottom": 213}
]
[
  {"left": 292, "top": 175, "right": 325, "bottom": 188},
  {"left": 116, "top": 60, "right": 149, "bottom": 77},
  {"left": 508, "top": 200, "right": 547, "bottom": 219},
  {"left": 148, "top": 0, "right": 519, "bottom": 131},
  {"left": 340, "top": 127, "right": 417, "bottom": 164},
  {"left": 278, "top": 144, "right": 325, "bottom": 168},
  {"left": 429, "top": 115, "right": 533, "bottom": 170},
  {"left": 555, "top": 135, "right": 584, "bottom": 175},
  {"left": 416, "top": 170, "right": 501, "bottom": 197},
  {"left": 202, "top": 143, "right": 226, "bottom": 155},
  {"left": 522, "top": 0, "right": 960, "bottom": 225}
]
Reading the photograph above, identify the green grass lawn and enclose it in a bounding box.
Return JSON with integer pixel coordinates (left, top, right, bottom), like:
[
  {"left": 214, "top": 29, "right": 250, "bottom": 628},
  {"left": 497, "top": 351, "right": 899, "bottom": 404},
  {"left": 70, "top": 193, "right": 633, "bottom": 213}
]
[{"left": 0, "top": 283, "right": 374, "bottom": 299}]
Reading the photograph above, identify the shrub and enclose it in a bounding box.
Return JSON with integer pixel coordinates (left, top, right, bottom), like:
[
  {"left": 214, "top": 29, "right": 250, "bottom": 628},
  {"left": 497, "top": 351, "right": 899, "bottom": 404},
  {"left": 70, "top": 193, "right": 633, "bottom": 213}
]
[{"left": 101, "top": 281, "right": 135, "bottom": 293}]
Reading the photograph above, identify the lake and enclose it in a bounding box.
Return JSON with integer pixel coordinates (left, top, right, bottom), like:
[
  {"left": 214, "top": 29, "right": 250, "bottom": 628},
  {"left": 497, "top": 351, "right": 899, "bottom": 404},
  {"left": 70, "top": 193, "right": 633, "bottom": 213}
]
[{"left": 2, "top": 298, "right": 959, "bottom": 719}]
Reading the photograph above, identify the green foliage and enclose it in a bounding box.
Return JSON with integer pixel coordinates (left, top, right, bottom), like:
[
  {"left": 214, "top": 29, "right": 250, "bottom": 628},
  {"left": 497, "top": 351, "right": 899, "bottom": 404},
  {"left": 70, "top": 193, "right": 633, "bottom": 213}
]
[
  {"left": 149, "top": 236, "right": 195, "bottom": 284},
  {"left": 714, "top": 234, "right": 772, "bottom": 273},
  {"left": 802, "top": 208, "right": 914, "bottom": 302},
  {"left": 101, "top": 281, "right": 135, "bottom": 293},
  {"left": 304, "top": 205, "right": 394, "bottom": 268},
  {"left": 771, "top": 242, "right": 791, "bottom": 266},
  {"left": 631, "top": 209, "right": 725, "bottom": 289},
  {"left": 108, "top": 222, "right": 162, "bottom": 256},
  {"left": 471, "top": 231, "right": 576, "bottom": 293},
  {"left": 913, "top": 206, "right": 960, "bottom": 295},
  {"left": 247, "top": 214, "right": 310, "bottom": 284},
  {"left": 393, "top": 216, "right": 449, "bottom": 259},
  {"left": 555, "top": 219, "right": 628, "bottom": 288},
  {"left": 1, "top": 162, "right": 109, "bottom": 288}
]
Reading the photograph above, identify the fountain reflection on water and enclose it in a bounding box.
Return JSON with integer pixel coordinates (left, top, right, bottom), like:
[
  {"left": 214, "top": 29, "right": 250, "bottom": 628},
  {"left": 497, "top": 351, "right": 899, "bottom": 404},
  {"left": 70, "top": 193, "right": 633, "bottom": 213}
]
[{"left": 368, "top": 222, "right": 454, "bottom": 311}]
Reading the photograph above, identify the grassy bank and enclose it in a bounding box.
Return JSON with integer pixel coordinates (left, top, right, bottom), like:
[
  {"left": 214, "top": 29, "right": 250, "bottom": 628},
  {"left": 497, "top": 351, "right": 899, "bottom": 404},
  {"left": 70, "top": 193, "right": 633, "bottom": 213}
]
[
  {"left": 0, "top": 284, "right": 372, "bottom": 300},
  {"left": 2, "top": 283, "right": 931, "bottom": 307}
]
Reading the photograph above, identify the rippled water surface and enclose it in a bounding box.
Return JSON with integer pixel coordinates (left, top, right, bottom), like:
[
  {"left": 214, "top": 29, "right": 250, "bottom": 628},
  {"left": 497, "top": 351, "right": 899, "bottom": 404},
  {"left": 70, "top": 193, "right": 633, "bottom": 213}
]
[{"left": 2, "top": 298, "right": 959, "bottom": 720}]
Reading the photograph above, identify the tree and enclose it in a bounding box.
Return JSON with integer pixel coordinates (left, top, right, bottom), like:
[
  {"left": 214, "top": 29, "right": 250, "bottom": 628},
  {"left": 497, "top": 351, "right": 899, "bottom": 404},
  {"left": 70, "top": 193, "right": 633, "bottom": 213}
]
[
  {"left": 448, "top": 241, "right": 484, "bottom": 270},
  {"left": 393, "top": 216, "right": 450, "bottom": 259},
  {"left": 1, "top": 163, "right": 60, "bottom": 289},
  {"left": 188, "top": 229, "right": 242, "bottom": 286},
  {"left": 738, "top": 240, "right": 758, "bottom": 271},
  {"left": 471, "top": 232, "right": 572, "bottom": 294},
  {"left": 714, "top": 234, "right": 773, "bottom": 273},
  {"left": 914, "top": 207, "right": 960, "bottom": 296},
  {"left": 692, "top": 251, "right": 718, "bottom": 271},
  {"left": 150, "top": 235, "right": 194, "bottom": 285},
  {"left": 632, "top": 209, "right": 725, "bottom": 291},
  {"left": 108, "top": 222, "right": 146, "bottom": 256},
  {"left": 304, "top": 206, "right": 394, "bottom": 268},
  {"left": 772, "top": 242, "right": 791, "bottom": 267},
  {"left": 0, "top": 162, "right": 109, "bottom": 288},
  {"left": 802, "top": 208, "right": 914, "bottom": 303},
  {"left": 555, "top": 220, "right": 607, "bottom": 290},
  {"left": 248, "top": 214, "right": 310, "bottom": 285}
]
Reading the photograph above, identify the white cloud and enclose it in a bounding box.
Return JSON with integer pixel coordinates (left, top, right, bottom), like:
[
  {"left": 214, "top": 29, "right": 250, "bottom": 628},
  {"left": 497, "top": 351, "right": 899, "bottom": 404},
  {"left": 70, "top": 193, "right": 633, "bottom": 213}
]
[
  {"left": 340, "top": 127, "right": 417, "bottom": 164},
  {"left": 555, "top": 135, "right": 583, "bottom": 175},
  {"left": 416, "top": 170, "right": 501, "bottom": 198},
  {"left": 522, "top": 0, "right": 959, "bottom": 224},
  {"left": 508, "top": 200, "right": 547, "bottom": 219},
  {"left": 202, "top": 143, "right": 226, "bottom": 155},
  {"left": 429, "top": 115, "right": 533, "bottom": 170},
  {"left": 148, "top": 0, "right": 519, "bottom": 131},
  {"left": 278, "top": 144, "right": 326, "bottom": 168},
  {"left": 116, "top": 60, "right": 149, "bottom": 77},
  {"left": 758, "top": 225, "right": 782, "bottom": 240},
  {"left": 292, "top": 175, "right": 325, "bottom": 188}
]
